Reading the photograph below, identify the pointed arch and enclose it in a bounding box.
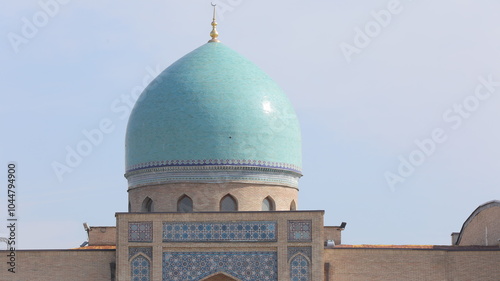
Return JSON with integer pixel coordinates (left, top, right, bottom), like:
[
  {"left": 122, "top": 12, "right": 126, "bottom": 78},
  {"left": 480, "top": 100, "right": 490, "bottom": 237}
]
[
  {"left": 202, "top": 272, "right": 241, "bottom": 281},
  {"left": 220, "top": 194, "right": 238, "bottom": 211},
  {"left": 131, "top": 254, "right": 150, "bottom": 281},
  {"left": 177, "top": 194, "right": 193, "bottom": 212},
  {"left": 262, "top": 196, "right": 275, "bottom": 211},
  {"left": 290, "top": 200, "right": 297, "bottom": 211},
  {"left": 290, "top": 253, "right": 310, "bottom": 281},
  {"left": 128, "top": 201, "right": 131, "bottom": 212},
  {"left": 141, "top": 197, "right": 153, "bottom": 212}
]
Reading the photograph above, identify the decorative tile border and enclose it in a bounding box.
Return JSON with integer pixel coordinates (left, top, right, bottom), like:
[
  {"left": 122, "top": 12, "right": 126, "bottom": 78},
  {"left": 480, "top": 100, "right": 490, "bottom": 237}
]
[
  {"left": 127, "top": 168, "right": 300, "bottom": 189},
  {"left": 128, "top": 222, "right": 153, "bottom": 242},
  {"left": 288, "top": 246, "right": 312, "bottom": 261},
  {"left": 129, "top": 247, "right": 153, "bottom": 260},
  {"left": 288, "top": 220, "right": 312, "bottom": 242},
  {"left": 162, "top": 252, "right": 277, "bottom": 281},
  {"left": 163, "top": 221, "right": 277, "bottom": 242},
  {"left": 127, "top": 159, "right": 302, "bottom": 174}
]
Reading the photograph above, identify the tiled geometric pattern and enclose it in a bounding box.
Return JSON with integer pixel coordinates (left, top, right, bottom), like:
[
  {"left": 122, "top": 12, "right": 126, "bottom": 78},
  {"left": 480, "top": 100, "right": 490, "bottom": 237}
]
[
  {"left": 127, "top": 159, "right": 301, "bottom": 174},
  {"left": 290, "top": 254, "right": 309, "bottom": 281},
  {"left": 131, "top": 255, "right": 150, "bottom": 281},
  {"left": 162, "top": 221, "right": 277, "bottom": 242},
  {"left": 126, "top": 167, "right": 300, "bottom": 189},
  {"left": 162, "top": 252, "right": 277, "bottom": 281},
  {"left": 287, "top": 246, "right": 312, "bottom": 261},
  {"left": 288, "top": 220, "right": 312, "bottom": 242},
  {"left": 128, "top": 222, "right": 153, "bottom": 242},
  {"left": 129, "top": 247, "right": 152, "bottom": 260}
]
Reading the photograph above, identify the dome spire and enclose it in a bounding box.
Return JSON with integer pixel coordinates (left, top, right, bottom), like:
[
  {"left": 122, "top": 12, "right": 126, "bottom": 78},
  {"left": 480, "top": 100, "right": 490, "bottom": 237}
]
[{"left": 208, "top": 3, "right": 220, "bottom": 43}]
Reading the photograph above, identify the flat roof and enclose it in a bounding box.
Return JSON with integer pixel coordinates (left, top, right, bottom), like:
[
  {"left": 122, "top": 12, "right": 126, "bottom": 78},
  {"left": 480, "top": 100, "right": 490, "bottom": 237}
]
[
  {"left": 115, "top": 210, "right": 325, "bottom": 216},
  {"left": 330, "top": 245, "right": 500, "bottom": 251}
]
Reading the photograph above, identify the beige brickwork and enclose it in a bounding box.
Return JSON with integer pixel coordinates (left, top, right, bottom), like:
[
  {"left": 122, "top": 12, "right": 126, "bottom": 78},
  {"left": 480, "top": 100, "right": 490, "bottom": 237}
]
[
  {"left": 323, "top": 226, "right": 342, "bottom": 245},
  {"left": 3, "top": 219, "right": 500, "bottom": 281},
  {"left": 88, "top": 226, "right": 117, "bottom": 246},
  {"left": 458, "top": 203, "right": 500, "bottom": 246},
  {"left": 448, "top": 250, "right": 500, "bottom": 280},
  {"left": 128, "top": 182, "right": 298, "bottom": 212},
  {"left": 0, "top": 249, "right": 115, "bottom": 281},
  {"left": 324, "top": 247, "right": 500, "bottom": 281}
]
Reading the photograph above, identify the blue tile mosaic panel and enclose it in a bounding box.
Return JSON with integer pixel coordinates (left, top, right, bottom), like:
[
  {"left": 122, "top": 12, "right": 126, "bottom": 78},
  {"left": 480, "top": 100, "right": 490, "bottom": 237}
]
[
  {"left": 287, "top": 246, "right": 312, "bottom": 261},
  {"left": 129, "top": 247, "right": 153, "bottom": 260},
  {"left": 131, "top": 255, "right": 150, "bottom": 281},
  {"left": 162, "top": 252, "right": 277, "bottom": 281},
  {"left": 290, "top": 254, "right": 310, "bottom": 281},
  {"left": 129, "top": 222, "right": 153, "bottom": 242},
  {"left": 288, "top": 220, "right": 312, "bottom": 242},
  {"left": 162, "top": 221, "right": 277, "bottom": 242}
]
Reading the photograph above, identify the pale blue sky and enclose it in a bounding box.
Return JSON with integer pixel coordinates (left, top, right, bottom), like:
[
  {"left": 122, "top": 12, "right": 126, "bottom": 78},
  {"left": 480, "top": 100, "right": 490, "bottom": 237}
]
[{"left": 1, "top": 0, "right": 499, "bottom": 249}]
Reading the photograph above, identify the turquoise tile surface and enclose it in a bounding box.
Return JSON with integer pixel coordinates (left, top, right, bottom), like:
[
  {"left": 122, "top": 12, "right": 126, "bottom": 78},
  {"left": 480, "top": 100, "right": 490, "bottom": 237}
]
[{"left": 126, "top": 42, "right": 301, "bottom": 175}]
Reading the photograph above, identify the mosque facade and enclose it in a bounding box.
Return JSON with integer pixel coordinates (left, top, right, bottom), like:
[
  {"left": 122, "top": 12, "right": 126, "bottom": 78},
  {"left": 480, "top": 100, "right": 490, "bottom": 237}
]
[{"left": 2, "top": 11, "right": 500, "bottom": 281}]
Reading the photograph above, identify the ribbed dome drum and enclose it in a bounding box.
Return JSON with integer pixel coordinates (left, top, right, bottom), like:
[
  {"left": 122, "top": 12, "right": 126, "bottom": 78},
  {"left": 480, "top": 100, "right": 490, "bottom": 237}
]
[{"left": 125, "top": 42, "right": 301, "bottom": 191}]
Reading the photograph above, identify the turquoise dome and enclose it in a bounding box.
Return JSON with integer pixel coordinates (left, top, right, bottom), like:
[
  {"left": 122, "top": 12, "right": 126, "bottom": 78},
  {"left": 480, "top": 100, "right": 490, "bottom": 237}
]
[{"left": 125, "top": 42, "right": 301, "bottom": 188}]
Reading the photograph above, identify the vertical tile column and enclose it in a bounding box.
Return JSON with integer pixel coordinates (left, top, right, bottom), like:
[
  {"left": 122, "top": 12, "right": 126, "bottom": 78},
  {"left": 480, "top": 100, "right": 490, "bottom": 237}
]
[{"left": 152, "top": 219, "right": 162, "bottom": 281}]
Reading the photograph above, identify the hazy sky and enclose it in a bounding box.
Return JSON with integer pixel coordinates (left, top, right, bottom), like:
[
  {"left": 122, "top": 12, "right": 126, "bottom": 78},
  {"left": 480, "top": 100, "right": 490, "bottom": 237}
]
[{"left": 1, "top": 0, "right": 499, "bottom": 249}]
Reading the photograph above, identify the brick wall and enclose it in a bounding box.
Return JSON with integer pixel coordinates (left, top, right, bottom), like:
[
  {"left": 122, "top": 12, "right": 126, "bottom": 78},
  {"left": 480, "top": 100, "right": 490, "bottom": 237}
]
[
  {"left": 0, "top": 249, "right": 115, "bottom": 281},
  {"left": 128, "top": 182, "right": 298, "bottom": 212},
  {"left": 324, "top": 226, "right": 342, "bottom": 245},
  {"left": 89, "top": 226, "right": 116, "bottom": 246},
  {"left": 324, "top": 247, "right": 500, "bottom": 281},
  {"left": 459, "top": 205, "right": 500, "bottom": 246},
  {"left": 448, "top": 250, "right": 500, "bottom": 280}
]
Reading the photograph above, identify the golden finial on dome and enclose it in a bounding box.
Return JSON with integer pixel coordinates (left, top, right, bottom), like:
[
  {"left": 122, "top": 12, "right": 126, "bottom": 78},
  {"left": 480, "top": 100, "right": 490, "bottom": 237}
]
[{"left": 208, "top": 2, "right": 220, "bottom": 43}]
